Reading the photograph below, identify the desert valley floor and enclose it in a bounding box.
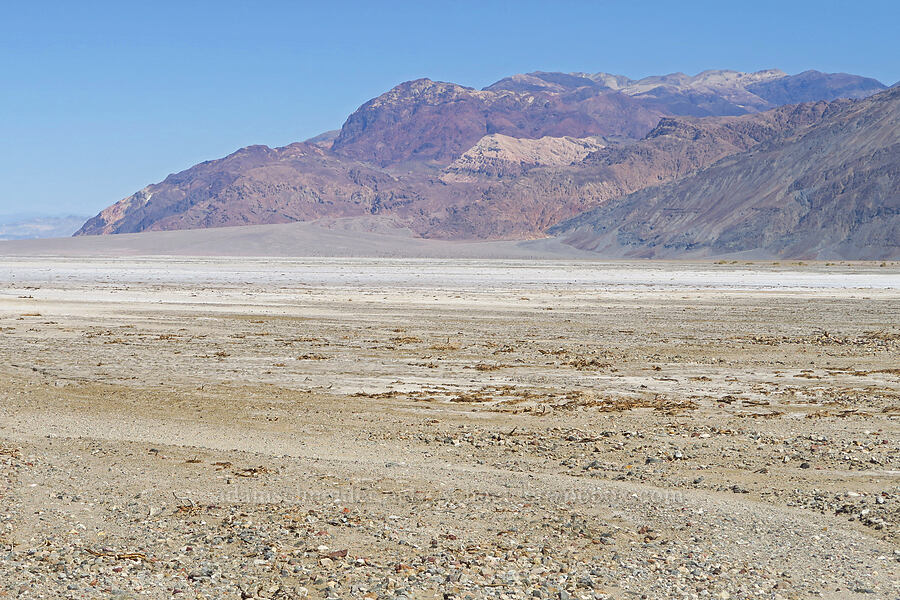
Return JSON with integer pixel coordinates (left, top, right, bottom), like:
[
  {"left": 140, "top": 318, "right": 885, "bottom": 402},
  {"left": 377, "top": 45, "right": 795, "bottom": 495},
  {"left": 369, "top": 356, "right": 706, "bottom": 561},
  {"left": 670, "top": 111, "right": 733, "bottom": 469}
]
[{"left": 0, "top": 257, "right": 898, "bottom": 599}]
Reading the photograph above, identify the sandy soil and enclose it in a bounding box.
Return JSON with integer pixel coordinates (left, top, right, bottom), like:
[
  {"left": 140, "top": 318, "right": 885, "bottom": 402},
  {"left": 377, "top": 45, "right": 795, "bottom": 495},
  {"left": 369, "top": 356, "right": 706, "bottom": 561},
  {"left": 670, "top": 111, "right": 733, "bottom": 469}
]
[
  {"left": 0, "top": 258, "right": 898, "bottom": 599},
  {"left": 0, "top": 221, "right": 596, "bottom": 259}
]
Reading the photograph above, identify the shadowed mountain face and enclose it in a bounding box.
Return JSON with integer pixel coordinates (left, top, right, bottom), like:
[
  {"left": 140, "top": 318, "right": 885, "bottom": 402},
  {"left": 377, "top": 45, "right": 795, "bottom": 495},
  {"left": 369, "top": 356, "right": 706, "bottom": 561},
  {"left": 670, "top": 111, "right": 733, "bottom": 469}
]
[
  {"left": 551, "top": 86, "right": 900, "bottom": 259},
  {"left": 76, "top": 68, "right": 892, "bottom": 257},
  {"left": 402, "top": 102, "right": 844, "bottom": 239}
]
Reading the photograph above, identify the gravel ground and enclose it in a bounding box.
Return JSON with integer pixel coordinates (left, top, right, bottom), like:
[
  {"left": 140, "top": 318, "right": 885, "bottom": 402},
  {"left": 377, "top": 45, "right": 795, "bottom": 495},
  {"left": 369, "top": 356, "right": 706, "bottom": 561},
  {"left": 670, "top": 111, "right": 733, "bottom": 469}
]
[{"left": 0, "top": 258, "right": 898, "bottom": 599}]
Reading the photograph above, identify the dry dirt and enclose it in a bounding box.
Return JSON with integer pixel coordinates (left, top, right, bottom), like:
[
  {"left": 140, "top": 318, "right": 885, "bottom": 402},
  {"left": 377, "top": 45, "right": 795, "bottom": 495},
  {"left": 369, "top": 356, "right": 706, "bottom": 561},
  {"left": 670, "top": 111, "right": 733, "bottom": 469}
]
[{"left": 0, "top": 258, "right": 898, "bottom": 600}]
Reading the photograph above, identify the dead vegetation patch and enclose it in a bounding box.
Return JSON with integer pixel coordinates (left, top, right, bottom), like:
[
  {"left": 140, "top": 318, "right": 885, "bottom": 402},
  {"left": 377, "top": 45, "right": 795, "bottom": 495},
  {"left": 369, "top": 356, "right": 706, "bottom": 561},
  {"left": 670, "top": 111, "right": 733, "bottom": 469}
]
[
  {"left": 446, "top": 387, "right": 698, "bottom": 415},
  {"left": 742, "top": 399, "right": 770, "bottom": 407},
  {"left": 806, "top": 409, "right": 873, "bottom": 419},
  {"left": 233, "top": 465, "right": 275, "bottom": 478},
  {"left": 429, "top": 341, "right": 460, "bottom": 351},
  {"left": 0, "top": 446, "right": 21, "bottom": 459},
  {"left": 352, "top": 391, "right": 403, "bottom": 399},
  {"left": 563, "top": 357, "right": 612, "bottom": 370},
  {"left": 833, "top": 368, "right": 900, "bottom": 377},
  {"left": 83, "top": 548, "right": 153, "bottom": 562},
  {"left": 450, "top": 391, "right": 495, "bottom": 403},
  {"left": 548, "top": 392, "right": 698, "bottom": 415},
  {"left": 779, "top": 385, "right": 900, "bottom": 409},
  {"left": 472, "top": 363, "right": 507, "bottom": 372},
  {"left": 744, "top": 330, "right": 900, "bottom": 350}
]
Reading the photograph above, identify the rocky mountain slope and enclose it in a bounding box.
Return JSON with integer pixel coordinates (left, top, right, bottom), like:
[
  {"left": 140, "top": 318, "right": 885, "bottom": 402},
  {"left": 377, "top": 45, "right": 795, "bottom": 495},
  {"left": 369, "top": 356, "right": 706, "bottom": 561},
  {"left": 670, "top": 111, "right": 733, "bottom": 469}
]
[
  {"left": 489, "top": 68, "right": 884, "bottom": 113},
  {"left": 330, "top": 78, "right": 662, "bottom": 165},
  {"left": 332, "top": 70, "right": 883, "bottom": 166},
  {"left": 77, "top": 143, "right": 413, "bottom": 235},
  {"left": 551, "top": 86, "right": 900, "bottom": 259},
  {"left": 401, "top": 101, "right": 844, "bottom": 239},
  {"left": 77, "top": 100, "right": 838, "bottom": 238},
  {"left": 76, "top": 68, "right": 889, "bottom": 252}
]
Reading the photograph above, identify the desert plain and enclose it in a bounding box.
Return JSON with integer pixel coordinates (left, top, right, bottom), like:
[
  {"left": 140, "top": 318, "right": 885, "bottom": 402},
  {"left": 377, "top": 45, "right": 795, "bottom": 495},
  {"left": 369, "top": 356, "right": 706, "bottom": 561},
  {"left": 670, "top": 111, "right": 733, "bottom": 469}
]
[{"left": 0, "top": 257, "right": 898, "bottom": 599}]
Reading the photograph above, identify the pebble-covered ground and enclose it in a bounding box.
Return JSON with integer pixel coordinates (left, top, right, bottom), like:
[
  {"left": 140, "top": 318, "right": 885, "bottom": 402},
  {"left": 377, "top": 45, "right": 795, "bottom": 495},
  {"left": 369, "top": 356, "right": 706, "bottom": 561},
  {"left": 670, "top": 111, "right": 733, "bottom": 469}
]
[{"left": 0, "top": 258, "right": 898, "bottom": 599}]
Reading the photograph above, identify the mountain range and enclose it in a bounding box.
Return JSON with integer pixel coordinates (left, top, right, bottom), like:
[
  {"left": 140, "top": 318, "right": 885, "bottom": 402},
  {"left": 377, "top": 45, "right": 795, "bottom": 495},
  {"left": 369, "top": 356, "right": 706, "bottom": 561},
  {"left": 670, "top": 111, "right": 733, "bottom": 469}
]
[{"left": 75, "top": 68, "right": 897, "bottom": 258}]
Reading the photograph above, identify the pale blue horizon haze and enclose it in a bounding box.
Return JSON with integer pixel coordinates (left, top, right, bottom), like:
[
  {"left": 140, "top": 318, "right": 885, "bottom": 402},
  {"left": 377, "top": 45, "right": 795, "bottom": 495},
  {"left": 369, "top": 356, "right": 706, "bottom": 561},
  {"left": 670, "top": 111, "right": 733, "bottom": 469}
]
[{"left": 2, "top": 0, "right": 898, "bottom": 217}]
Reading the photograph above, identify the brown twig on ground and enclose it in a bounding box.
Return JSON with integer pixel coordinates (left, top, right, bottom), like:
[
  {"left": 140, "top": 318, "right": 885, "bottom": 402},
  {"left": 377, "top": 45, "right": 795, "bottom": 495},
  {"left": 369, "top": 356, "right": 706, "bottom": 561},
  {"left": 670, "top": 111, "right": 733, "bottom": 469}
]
[
  {"left": 83, "top": 548, "right": 152, "bottom": 562},
  {"left": 172, "top": 491, "right": 195, "bottom": 507}
]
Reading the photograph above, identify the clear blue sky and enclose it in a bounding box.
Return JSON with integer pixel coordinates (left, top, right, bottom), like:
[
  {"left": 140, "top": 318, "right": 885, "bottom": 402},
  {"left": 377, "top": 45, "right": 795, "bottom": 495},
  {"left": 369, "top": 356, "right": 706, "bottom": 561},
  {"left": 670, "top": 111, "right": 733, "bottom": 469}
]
[{"left": 2, "top": 0, "right": 897, "bottom": 217}]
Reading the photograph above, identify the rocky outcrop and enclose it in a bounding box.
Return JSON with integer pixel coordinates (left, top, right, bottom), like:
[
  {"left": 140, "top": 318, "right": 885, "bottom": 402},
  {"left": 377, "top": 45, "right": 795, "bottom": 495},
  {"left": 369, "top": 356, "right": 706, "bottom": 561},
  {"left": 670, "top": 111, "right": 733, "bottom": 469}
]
[{"left": 441, "top": 134, "right": 606, "bottom": 181}]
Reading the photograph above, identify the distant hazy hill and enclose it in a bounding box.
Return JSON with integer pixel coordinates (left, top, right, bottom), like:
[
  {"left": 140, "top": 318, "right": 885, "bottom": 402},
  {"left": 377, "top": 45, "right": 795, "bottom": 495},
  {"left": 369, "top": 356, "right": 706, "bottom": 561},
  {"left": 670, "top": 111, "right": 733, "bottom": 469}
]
[{"left": 0, "top": 214, "right": 90, "bottom": 240}]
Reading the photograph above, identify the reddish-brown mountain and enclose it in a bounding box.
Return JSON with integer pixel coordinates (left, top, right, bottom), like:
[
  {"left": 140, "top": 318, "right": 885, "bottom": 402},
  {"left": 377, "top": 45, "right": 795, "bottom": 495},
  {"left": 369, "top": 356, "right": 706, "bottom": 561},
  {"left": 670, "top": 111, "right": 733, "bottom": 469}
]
[
  {"left": 77, "top": 100, "right": 841, "bottom": 239},
  {"left": 330, "top": 78, "right": 661, "bottom": 166},
  {"left": 76, "top": 68, "right": 891, "bottom": 257}
]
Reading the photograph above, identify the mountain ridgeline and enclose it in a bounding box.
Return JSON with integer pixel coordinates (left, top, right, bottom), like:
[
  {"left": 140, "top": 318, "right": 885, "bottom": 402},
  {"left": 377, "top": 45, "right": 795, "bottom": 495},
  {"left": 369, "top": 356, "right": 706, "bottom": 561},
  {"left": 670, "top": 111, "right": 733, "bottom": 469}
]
[
  {"left": 551, "top": 86, "right": 900, "bottom": 259},
  {"left": 76, "top": 68, "right": 897, "bottom": 258}
]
